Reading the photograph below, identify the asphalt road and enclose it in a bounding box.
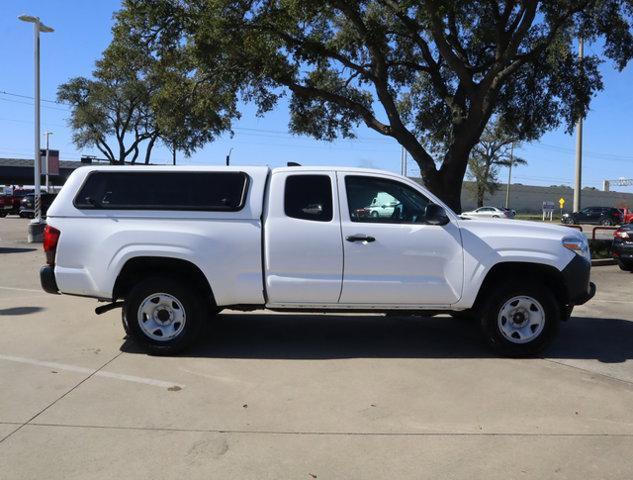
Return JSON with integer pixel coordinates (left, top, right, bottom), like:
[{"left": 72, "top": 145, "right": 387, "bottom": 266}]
[{"left": 1, "top": 217, "right": 633, "bottom": 479}]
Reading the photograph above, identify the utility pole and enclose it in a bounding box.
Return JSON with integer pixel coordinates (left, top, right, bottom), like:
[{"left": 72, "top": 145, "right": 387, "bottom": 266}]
[
  {"left": 400, "top": 146, "right": 408, "bottom": 177},
  {"left": 505, "top": 142, "right": 514, "bottom": 209},
  {"left": 573, "top": 37, "right": 584, "bottom": 213},
  {"left": 172, "top": 142, "right": 176, "bottom": 166},
  {"left": 226, "top": 148, "right": 233, "bottom": 166},
  {"left": 44, "top": 131, "right": 52, "bottom": 192}
]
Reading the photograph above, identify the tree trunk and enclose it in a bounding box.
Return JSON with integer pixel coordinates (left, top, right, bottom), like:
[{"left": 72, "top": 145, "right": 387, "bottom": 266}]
[
  {"left": 424, "top": 173, "right": 463, "bottom": 213},
  {"left": 144, "top": 135, "right": 158, "bottom": 165},
  {"left": 476, "top": 185, "right": 485, "bottom": 208}
]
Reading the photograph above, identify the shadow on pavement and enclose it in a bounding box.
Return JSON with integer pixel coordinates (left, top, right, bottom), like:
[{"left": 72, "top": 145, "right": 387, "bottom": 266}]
[
  {"left": 120, "top": 313, "right": 633, "bottom": 363},
  {"left": 0, "top": 306, "right": 44, "bottom": 316},
  {"left": 0, "top": 247, "right": 37, "bottom": 254}
]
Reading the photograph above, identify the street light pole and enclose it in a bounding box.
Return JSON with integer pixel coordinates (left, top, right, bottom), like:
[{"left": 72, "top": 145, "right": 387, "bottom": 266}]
[
  {"left": 18, "top": 14, "right": 54, "bottom": 242},
  {"left": 505, "top": 142, "right": 514, "bottom": 209},
  {"left": 573, "top": 37, "right": 584, "bottom": 213},
  {"left": 226, "top": 148, "right": 233, "bottom": 166}
]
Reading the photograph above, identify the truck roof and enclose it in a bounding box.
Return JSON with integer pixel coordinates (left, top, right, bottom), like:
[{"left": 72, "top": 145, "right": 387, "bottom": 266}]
[{"left": 74, "top": 164, "right": 398, "bottom": 176}]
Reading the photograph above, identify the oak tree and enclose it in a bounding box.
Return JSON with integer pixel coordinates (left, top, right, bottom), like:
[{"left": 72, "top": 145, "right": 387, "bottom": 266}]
[{"left": 120, "top": 1, "right": 633, "bottom": 209}]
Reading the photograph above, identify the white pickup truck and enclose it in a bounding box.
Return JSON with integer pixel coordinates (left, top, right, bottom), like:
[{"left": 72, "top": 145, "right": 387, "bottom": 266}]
[{"left": 40, "top": 165, "right": 595, "bottom": 356}]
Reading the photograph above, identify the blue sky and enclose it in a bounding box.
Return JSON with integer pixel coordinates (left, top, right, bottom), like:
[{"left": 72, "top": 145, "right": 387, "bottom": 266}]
[{"left": 1, "top": 0, "right": 632, "bottom": 192}]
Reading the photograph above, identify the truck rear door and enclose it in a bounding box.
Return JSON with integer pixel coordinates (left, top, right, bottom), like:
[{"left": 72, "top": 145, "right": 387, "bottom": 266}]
[{"left": 264, "top": 171, "right": 343, "bottom": 305}]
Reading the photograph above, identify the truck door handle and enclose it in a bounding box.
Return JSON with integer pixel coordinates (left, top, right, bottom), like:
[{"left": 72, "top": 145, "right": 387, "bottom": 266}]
[{"left": 346, "top": 234, "right": 376, "bottom": 243}]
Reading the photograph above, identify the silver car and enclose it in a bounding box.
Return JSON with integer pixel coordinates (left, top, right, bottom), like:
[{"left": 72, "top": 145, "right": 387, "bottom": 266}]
[{"left": 461, "top": 206, "right": 513, "bottom": 219}]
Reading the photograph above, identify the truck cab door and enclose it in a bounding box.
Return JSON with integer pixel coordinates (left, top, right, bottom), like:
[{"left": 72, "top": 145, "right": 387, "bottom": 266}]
[
  {"left": 337, "top": 173, "right": 464, "bottom": 306},
  {"left": 264, "top": 171, "right": 343, "bottom": 305}
]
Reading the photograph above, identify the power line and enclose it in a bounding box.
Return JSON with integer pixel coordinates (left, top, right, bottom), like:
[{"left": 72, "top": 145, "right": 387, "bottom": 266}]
[
  {"left": 0, "top": 90, "right": 67, "bottom": 105},
  {"left": 0, "top": 96, "right": 70, "bottom": 112}
]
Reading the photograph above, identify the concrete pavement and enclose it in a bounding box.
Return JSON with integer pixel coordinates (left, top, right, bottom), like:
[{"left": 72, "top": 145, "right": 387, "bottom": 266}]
[{"left": 1, "top": 217, "right": 633, "bottom": 479}]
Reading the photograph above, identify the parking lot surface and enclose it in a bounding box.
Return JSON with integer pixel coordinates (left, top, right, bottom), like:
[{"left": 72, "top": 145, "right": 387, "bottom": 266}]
[{"left": 1, "top": 217, "right": 633, "bottom": 479}]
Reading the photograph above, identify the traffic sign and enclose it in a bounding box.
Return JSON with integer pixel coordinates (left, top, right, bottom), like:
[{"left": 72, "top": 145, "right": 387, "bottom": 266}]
[{"left": 559, "top": 197, "right": 565, "bottom": 209}]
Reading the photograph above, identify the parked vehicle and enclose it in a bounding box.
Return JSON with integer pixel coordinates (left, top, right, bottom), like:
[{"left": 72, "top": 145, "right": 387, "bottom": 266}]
[
  {"left": 0, "top": 195, "right": 10, "bottom": 217},
  {"left": 40, "top": 166, "right": 595, "bottom": 357},
  {"left": 366, "top": 192, "right": 401, "bottom": 218},
  {"left": 617, "top": 208, "right": 633, "bottom": 224},
  {"left": 19, "top": 192, "right": 57, "bottom": 219},
  {"left": 561, "top": 207, "right": 622, "bottom": 226},
  {"left": 502, "top": 207, "right": 517, "bottom": 218},
  {"left": 612, "top": 224, "right": 633, "bottom": 271},
  {"left": 461, "top": 206, "right": 513, "bottom": 219},
  {"left": 1, "top": 189, "right": 33, "bottom": 216}
]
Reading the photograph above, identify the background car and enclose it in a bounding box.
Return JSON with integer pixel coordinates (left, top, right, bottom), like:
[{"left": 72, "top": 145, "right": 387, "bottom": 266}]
[
  {"left": 562, "top": 206, "right": 622, "bottom": 226},
  {"left": 502, "top": 207, "right": 517, "bottom": 218},
  {"left": 613, "top": 224, "right": 633, "bottom": 271},
  {"left": 366, "top": 192, "right": 401, "bottom": 218},
  {"left": 0, "top": 195, "right": 11, "bottom": 217},
  {"left": 618, "top": 208, "right": 633, "bottom": 224},
  {"left": 1, "top": 189, "right": 33, "bottom": 216},
  {"left": 461, "top": 206, "right": 512, "bottom": 219},
  {"left": 19, "top": 192, "right": 57, "bottom": 219}
]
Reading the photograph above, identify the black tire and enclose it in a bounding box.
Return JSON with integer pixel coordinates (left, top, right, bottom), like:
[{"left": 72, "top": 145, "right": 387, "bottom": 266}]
[
  {"left": 0, "top": 212, "right": 6, "bottom": 218},
  {"left": 371, "top": 211, "right": 379, "bottom": 218},
  {"left": 124, "top": 276, "right": 206, "bottom": 355},
  {"left": 617, "top": 260, "right": 633, "bottom": 272},
  {"left": 600, "top": 218, "right": 613, "bottom": 226},
  {"left": 480, "top": 282, "right": 560, "bottom": 357},
  {"left": 121, "top": 308, "right": 131, "bottom": 336}
]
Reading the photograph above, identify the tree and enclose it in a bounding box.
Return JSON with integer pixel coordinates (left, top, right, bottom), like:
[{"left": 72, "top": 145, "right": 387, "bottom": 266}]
[
  {"left": 57, "top": 76, "right": 154, "bottom": 165},
  {"left": 119, "top": 0, "right": 633, "bottom": 210},
  {"left": 468, "top": 123, "right": 526, "bottom": 207},
  {"left": 58, "top": 26, "right": 157, "bottom": 165},
  {"left": 59, "top": 13, "right": 238, "bottom": 165}
]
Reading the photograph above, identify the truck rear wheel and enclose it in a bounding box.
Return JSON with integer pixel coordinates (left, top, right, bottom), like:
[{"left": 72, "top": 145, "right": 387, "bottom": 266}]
[
  {"left": 480, "top": 282, "right": 559, "bottom": 357},
  {"left": 124, "top": 277, "right": 205, "bottom": 355}
]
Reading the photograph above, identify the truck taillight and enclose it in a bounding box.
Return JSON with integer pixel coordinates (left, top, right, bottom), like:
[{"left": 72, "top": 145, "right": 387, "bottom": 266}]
[{"left": 43, "top": 225, "right": 60, "bottom": 265}]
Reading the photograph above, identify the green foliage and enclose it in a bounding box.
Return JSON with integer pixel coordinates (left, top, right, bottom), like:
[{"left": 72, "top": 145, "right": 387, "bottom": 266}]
[{"left": 119, "top": 0, "right": 633, "bottom": 208}]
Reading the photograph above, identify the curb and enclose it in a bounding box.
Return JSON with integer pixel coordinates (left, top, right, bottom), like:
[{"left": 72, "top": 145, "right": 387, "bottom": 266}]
[{"left": 591, "top": 258, "right": 616, "bottom": 266}]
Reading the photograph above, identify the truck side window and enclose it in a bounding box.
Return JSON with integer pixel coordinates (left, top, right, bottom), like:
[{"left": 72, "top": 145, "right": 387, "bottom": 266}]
[
  {"left": 284, "top": 175, "right": 333, "bottom": 222},
  {"left": 74, "top": 171, "right": 249, "bottom": 211},
  {"left": 345, "top": 175, "right": 430, "bottom": 224}
]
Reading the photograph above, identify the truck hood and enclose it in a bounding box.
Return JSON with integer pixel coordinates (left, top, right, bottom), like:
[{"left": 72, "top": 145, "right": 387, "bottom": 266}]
[
  {"left": 456, "top": 217, "right": 585, "bottom": 269},
  {"left": 457, "top": 217, "right": 582, "bottom": 238}
]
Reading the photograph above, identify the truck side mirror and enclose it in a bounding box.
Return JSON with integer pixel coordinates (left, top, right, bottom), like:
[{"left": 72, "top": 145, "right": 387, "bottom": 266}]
[{"left": 425, "top": 203, "right": 449, "bottom": 226}]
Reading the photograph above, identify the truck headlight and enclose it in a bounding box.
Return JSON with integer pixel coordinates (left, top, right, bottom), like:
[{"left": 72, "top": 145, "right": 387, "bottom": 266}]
[{"left": 562, "top": 236, "right": 590, "bottom": 260}]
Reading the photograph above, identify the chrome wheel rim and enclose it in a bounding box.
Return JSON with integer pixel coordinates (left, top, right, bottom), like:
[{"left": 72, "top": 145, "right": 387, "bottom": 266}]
[
  {"left": 497, "top": 296, "right": 545, "bottom": 344},
  {"left": 137, "top": 293, "right": 186, "bottom": 342}
]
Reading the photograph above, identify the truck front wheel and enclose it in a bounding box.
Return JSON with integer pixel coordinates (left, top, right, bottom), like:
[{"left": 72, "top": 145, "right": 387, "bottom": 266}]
[
  {"left": 124, "top": 277, "right": 205, "bottom": 355},
  {"left": 480, "top": 282, "right": 560, "bottom": 357}
]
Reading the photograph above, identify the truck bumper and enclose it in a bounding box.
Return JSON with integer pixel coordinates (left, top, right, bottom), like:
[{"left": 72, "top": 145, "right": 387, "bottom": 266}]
[
  {"left": 561, "top": 255, "right": 596, "bottom": 306},
  {"left": 40, "top": 265, "right": 60, "bottom": 294}
]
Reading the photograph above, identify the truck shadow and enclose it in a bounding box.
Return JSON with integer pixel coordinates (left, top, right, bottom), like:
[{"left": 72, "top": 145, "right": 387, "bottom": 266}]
[
  {"left": 120, "top": 313, "right": 633, "bottom": 363},
  {"left": 0, "top": 247, "right": 37, "bottom": 254}
]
